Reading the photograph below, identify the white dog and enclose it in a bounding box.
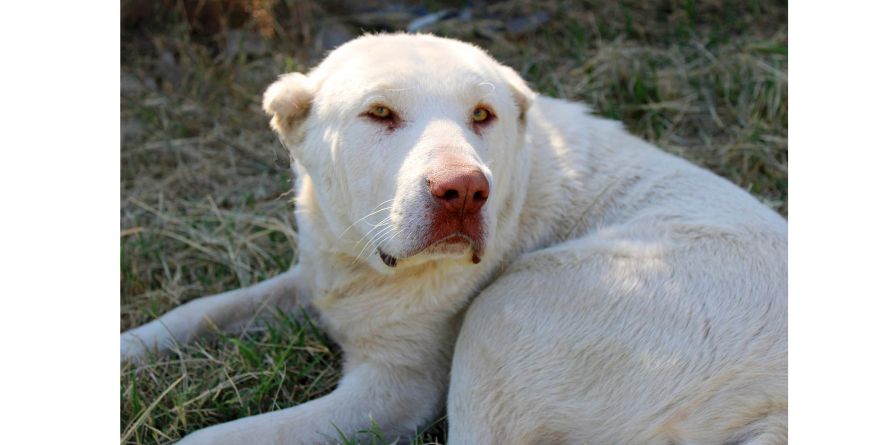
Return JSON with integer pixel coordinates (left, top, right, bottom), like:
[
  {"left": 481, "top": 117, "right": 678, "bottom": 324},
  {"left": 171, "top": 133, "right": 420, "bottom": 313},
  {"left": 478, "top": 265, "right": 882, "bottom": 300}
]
[{"left": 122, "top": 33, "right": 787, "bottom": 445}]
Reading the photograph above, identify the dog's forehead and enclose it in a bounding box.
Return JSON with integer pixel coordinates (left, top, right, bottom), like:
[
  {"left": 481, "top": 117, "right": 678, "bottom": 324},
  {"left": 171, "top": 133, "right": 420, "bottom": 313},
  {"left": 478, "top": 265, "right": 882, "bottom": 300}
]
[{"left": 320, "top": 35, "right": 502, "bottom": 92}]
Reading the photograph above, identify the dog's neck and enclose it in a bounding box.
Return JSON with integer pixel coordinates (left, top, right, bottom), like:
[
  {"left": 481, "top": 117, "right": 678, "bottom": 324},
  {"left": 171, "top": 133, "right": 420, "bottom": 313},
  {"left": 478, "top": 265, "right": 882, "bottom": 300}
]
[{"left": 512, "top": 98, "right": 665, "bottom": 255}]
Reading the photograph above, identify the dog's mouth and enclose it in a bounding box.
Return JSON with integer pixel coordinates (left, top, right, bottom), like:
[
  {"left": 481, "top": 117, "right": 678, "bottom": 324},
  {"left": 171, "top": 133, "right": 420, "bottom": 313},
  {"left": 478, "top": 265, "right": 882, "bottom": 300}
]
[
  {"left": 377, "top": 233, "right": 482, "bottom": 268},
  {"left": 378, "top": 249, "right": 398, "bottom": 268}
]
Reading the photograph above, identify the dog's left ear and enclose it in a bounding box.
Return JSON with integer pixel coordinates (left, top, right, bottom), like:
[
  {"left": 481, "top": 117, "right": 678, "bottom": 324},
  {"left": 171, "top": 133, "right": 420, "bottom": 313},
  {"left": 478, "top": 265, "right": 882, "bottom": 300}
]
[
  {"left": 498, "top": 65, "right": 536, "bottom": 122},
  {"left": 262, "top": 72, "right": 314, "bottom": 142}
]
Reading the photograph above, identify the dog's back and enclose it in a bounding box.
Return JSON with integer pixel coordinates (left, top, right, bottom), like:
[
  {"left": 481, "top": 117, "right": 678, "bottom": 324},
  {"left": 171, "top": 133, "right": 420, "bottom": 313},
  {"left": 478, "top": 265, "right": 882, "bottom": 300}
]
[{"left": 448, "top": 96, "right": 787, "bottom": 444}]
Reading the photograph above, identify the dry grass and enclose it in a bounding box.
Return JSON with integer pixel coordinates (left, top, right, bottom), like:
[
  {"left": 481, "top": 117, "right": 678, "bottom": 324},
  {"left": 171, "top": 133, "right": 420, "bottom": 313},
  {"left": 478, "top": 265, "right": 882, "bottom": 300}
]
[{"left": 120, "top": 1, "right": 787, "bottom": 443}]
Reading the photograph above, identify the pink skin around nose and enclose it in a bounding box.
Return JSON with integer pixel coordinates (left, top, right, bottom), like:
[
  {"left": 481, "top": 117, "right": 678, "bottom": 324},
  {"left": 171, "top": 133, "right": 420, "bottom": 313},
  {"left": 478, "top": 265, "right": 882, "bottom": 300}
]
[{"left": 423, "top": 154, "right": 489, "bottom": 262}]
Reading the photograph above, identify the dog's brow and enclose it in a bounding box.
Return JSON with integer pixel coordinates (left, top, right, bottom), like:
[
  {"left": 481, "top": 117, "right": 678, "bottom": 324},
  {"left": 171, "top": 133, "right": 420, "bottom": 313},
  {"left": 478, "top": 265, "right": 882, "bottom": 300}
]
[
  {"left": 362, "top": 95, "right": 388, "bottom": 108},
  {"left": 360, "top": 86, "right": 415, "bottom": 108},
  {"left": 476, "top": 81, "right": 497, "bottom": 100}
]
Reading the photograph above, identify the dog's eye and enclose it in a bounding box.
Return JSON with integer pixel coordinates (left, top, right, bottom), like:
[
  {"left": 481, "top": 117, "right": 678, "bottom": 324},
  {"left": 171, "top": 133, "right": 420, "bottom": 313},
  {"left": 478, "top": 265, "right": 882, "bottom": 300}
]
[
  {"left": 361, "top": 105, "right": 401, "bottom": 130},
  {"left": 368, "top": 106, "right": 393, "bottom": 119},
  {"left": 472, "top": 107, "right": 490, "bottom": 122},
  {"left": 471, "top": 106, "right": 496, "bottom": 132}
]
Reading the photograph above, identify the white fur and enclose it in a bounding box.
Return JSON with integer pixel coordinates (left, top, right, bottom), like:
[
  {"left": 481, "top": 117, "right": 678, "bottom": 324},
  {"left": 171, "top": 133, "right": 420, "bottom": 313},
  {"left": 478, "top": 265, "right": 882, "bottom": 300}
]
[{"left": 122, "top": 33, "right": 787, "bottom": 445}]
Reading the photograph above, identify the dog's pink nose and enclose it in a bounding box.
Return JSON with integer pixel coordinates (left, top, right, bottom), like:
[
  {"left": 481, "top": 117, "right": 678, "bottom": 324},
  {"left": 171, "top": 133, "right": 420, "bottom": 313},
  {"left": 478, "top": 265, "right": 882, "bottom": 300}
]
[{"left": 429, "top": 167, "right": 489, "bottom": 216}]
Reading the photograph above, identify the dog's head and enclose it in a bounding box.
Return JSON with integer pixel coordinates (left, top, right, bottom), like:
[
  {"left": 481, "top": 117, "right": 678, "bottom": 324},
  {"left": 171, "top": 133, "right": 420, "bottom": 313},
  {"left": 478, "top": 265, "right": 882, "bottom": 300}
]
[{"left": 264, "top": 33, "right": 535, "bottom": 272}]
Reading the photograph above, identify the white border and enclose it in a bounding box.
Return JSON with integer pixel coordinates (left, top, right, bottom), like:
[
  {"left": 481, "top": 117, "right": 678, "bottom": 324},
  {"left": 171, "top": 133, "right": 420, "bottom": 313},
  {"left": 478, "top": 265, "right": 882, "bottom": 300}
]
[
  {"left": 0, "top": 1, "right": 119, "bottom": 442},
  {"left": 791, "top": 1, "right": 886, "bottom": 442},
  {"left": 2, "top": 1, "right": 886, "bottom": 443}
]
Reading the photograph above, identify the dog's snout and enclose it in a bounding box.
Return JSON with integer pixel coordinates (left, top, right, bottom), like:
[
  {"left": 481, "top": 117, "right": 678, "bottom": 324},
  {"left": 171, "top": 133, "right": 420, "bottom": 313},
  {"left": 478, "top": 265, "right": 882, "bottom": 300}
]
[
  {"left": 419, "top": 154, "right": 489, "bottom": 258},
  {"left": 429, "top": 168, "right": 489, "bottom": 215}
]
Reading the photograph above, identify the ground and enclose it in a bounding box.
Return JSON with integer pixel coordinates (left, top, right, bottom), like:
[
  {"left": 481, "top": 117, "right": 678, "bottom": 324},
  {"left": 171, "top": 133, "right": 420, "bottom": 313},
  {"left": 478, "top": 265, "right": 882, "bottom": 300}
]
[{"left": 120, "top": 1, "right": 788, "bottom": 443}]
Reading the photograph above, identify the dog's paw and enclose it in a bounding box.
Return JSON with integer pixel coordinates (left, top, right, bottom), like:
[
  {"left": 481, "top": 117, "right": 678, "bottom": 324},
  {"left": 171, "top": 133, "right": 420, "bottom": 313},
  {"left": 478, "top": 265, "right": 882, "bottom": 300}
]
[
  {"left": 120, "top": 323, "right": 171, "bottom": 363},
  {"left": 121, "top": 319, "right": 181, "bottom": 363},
  {"left": 120, "top": 332, "right": 149, "bottom": 363}
]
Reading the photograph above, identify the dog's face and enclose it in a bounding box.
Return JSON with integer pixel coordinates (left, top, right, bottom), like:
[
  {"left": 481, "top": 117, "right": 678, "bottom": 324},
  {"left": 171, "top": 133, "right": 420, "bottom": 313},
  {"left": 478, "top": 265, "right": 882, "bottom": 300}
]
[{"left": 264, "top": 34, "right": 534, "bottom": 272}]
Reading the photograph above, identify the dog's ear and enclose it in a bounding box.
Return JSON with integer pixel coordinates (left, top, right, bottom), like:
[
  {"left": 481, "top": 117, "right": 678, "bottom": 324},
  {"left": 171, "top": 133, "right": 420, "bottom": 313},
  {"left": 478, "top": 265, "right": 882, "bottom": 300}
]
[
  {"left": 498, "top": 65, "right": 536, "bottom": 122},
  {"left": 263, "top": 72, "right": 314, "bottom": 139}
]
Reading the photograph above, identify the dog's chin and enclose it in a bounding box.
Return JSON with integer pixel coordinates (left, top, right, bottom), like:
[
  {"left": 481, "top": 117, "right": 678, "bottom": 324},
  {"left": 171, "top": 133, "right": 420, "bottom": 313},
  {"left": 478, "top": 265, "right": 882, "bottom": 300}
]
[
  {"left": 424, "top": 234, "right": 474, "bottom": 255},
  {"left": 377, "top": 234, "right": 483, "bottom": 269}
]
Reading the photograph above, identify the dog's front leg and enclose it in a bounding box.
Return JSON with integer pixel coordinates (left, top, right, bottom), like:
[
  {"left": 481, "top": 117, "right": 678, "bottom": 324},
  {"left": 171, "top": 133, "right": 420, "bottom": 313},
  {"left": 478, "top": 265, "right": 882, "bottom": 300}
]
[
  {"left": 121, "top": 265, "right": 309, "bottom": 361},
  {"left": 177, "top": 358, "right": 447, "bottom": 445}
]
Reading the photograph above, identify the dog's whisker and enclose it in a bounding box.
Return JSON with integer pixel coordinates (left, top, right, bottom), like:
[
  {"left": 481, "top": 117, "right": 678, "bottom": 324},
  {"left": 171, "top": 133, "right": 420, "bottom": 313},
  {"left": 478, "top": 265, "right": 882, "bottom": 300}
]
[
  {"left": 338, "top": 201, "right": 395, "bottom": 238},
  {"left": 367, "top": 215, "right": 394, "bottom": 228},
  {"left": 340, "top": 206, "right": 392, "bottom": 238},
  {"left": 372, "top": 216, "right": 419, "bottom": 259},
  {"left": 351, "top": 215, "right": 393, "bottom": 249},
  {"left": 354, "top": 219, "right": 399, "bottom": 263},
  {"left": 353, "top": 226, "right": 387, "bottom": 262},
  {"left": 352, "top": 220, "right": 394, "bottom": 261},
  {"left": 366, "top": 215, "right": 418, "bottom": 262},
  {"left": 364, "top": 224, "right": 399, "bottom": 256}
]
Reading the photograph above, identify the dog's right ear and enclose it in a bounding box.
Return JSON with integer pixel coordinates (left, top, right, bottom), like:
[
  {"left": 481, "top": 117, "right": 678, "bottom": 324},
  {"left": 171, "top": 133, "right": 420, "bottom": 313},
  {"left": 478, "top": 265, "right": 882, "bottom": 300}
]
[
  {"left": 262, "top": 73, "right": 313, "bottom": 140},
  {"left": 497, "top": 65, "right": 536, "bottom": 124}
]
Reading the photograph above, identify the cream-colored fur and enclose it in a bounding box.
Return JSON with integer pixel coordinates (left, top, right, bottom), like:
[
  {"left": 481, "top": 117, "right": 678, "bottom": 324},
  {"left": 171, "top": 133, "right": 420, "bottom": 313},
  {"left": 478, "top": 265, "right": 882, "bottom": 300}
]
[{"left": 121, "top": 33, "right": 787, "bottom": 445}]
